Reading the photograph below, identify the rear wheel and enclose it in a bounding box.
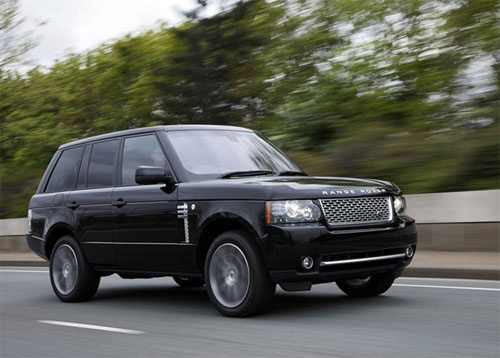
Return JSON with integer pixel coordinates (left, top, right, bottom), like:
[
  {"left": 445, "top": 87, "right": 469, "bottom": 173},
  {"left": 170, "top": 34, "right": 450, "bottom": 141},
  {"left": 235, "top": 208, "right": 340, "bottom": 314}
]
[
  {"left": 49, "top": 235, "right": 100, "bottom": 302},
  {"left": 172, "top": 276, "right": 204, "bottom": 287},
  {"left": 336, "top": 272, "right": 395, "bottom": 297},
  {"left": 205, "top": 231, "right": 275, "bottom": 317}
]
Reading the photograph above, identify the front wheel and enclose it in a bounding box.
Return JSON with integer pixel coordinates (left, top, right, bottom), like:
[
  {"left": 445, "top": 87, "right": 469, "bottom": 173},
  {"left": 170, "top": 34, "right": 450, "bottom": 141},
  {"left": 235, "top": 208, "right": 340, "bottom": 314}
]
[
  {"left": 49, "top": 235, "right": 100, "bottom": 302},
  {"left": 205, "top": 231, "right": 275, "bottom": 317},
  {"left": 336, "top": 272, "right": 395, "bottom": 297}
]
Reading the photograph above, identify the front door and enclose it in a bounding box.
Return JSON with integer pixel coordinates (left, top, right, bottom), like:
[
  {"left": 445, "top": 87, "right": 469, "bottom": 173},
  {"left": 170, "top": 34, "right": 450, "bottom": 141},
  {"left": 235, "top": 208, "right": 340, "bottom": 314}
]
[{"left": 111, "top": 133, "right": 179, "bottom": 272}]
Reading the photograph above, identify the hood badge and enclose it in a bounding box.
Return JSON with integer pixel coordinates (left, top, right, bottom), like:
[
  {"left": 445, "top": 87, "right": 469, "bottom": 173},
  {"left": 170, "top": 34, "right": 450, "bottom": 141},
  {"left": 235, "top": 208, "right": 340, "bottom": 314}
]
[{"left": 321, "top": 188, "right": 387, "bottom": 195}]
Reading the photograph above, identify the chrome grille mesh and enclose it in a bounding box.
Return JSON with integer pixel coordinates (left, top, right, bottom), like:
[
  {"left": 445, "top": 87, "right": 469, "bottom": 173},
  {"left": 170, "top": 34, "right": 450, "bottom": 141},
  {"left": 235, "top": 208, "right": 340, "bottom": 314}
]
[{"left": 319, "top": 196, "right": 393, "bottom": 227}]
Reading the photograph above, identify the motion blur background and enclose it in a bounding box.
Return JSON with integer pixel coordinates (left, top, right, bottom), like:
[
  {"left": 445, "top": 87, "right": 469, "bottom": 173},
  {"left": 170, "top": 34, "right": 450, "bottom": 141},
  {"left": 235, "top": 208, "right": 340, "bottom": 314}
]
[
  {"left": 0, "top": 3, "right": 498, "bottom": 357},
  {"left": 0, "top": 0, "right": 498, "bottom": 218}
]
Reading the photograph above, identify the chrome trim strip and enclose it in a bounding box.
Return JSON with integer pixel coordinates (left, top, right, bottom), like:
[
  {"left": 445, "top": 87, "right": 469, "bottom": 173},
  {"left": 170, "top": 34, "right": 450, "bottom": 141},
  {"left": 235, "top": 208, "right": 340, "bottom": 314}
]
[
  {"left": 320, "top": 253, "right": 405, "bottom": 266},
  {"left": 83, "top": 242, "right": 180, "bottom": 245},
  {"left": 82, "top": 242, "right": 112, "bottom": 245},
  {"left": 177, "top": 202, "right": 189, "bottom": 243},
  {"left": 113, "top": 242, "right": 178, "bottom": 245},
  {"left": 29, "top": 234, "right": 44, "bottom": 241}
]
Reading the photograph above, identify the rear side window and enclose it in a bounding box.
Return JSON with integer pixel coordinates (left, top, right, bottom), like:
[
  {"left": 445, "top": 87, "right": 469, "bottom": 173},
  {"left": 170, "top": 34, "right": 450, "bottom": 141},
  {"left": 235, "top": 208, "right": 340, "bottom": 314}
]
[
  {"left": 45, "top": 146, "right": 84, "bottom": 192},
  {"left": 122, "top": 135, "right": 167, "bottom": 186},
  {"left": 87, "top": 140, "right": 119, "bottom": 188}
]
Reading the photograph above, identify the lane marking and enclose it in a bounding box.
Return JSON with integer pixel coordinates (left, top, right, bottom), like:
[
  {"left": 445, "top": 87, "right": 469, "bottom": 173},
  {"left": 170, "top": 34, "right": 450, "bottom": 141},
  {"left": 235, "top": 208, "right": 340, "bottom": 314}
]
[
  {"left": 37, "top": 320, "right": 145, "bottom": 334},
  {"left": 0, "top": 269, "right": 48, "bottom": 273},
  {"left": 399, "top": 277, "right": 500, "bottom": 283},
  {"left": 394, "top": 284, "right": 500, "bottom": 292}
]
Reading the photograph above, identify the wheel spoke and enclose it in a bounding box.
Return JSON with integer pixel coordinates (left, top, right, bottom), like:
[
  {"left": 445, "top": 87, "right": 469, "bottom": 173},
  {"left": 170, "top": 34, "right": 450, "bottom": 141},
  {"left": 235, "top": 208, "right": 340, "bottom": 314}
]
[
  {"left": 209, "top": 243, "right": 250, "bottom": 308},
  {"left": 51, "top": 244, "right": 78, "bottom": 295}
]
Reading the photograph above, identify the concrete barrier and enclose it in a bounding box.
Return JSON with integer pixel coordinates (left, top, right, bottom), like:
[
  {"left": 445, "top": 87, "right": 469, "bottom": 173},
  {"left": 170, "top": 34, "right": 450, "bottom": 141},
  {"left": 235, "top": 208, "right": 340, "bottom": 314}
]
[
  {"left": 406, "top": 189, "right": 499, "bottom": 251},
  {"left": 0, "top": 218, "right": 29, "bottom": 236},
  {"left": 0, "top": 218, "right": 31, "bottom": 253},
  {"left": 406, "top": 189, "right": 499, "bottom": 223},
  {"left": 1, "top": 189, "right": 499, "bottom": 253}
]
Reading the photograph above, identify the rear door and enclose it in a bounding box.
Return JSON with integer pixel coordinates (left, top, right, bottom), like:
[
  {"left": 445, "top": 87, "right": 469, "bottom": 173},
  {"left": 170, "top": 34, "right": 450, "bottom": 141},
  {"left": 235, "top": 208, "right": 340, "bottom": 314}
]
[
  {"left": 111, "top": 133, "right": 179, "bottom": 271},
  {"left": 68, "top": 139, "right": 119, "bottom": 266}
]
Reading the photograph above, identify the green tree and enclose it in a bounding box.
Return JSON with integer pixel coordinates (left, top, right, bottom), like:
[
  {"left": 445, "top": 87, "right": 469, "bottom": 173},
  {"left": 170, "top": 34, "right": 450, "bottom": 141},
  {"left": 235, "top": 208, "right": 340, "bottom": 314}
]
[{"left": 0, "top": 0, "right": 498, "bottom": 218}]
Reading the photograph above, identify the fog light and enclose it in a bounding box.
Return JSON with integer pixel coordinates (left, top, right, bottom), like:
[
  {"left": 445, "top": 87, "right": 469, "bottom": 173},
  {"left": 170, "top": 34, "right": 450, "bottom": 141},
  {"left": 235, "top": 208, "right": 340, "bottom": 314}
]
[
  {"left": 406, "top": 246, "right": 414, "bottom": 258},
  {"left": 301, "top": 256, "right": 314, "bottom": 270}
]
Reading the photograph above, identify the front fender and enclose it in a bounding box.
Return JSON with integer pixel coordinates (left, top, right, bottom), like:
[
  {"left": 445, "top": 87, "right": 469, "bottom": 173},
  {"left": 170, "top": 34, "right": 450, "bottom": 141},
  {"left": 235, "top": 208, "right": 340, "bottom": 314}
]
[{"left": 192, "top": 201, "right": 266, "bottom": 243}]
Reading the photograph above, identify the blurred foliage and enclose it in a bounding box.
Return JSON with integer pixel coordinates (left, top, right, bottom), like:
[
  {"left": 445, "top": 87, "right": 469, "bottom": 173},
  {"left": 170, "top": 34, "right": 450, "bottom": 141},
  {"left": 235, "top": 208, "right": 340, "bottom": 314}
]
[
  {"left": 0, "top": 0, "right": 499, "bottom": 217},
  {"left": 0, "top": 0, "right": 43, "bottom": 69}
]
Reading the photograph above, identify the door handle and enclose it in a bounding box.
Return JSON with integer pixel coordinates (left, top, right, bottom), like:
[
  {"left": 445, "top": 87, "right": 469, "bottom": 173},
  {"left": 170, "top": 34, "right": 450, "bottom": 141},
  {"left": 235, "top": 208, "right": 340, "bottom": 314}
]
[
  {"left": 67, "top": 202, "right": 80, "bottom": 209},
  {"left": 112, "top": 199, "right": 127, "bottom": 207}
]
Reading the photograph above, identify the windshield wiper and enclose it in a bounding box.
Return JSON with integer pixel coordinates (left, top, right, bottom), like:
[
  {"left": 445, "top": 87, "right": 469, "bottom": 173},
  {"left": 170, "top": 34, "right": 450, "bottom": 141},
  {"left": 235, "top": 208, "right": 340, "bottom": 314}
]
[
  {"left": 275, "top": 170, "right": 307, "bottom": 176},
  {"left": 219, "top": 170, "right": 274, "bottom": 179}
]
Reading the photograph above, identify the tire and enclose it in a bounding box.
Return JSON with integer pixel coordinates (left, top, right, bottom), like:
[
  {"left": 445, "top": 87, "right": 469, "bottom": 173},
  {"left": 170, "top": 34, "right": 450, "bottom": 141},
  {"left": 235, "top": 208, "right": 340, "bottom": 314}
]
[
  {"left": 336, "top": 272, "right": 395, "bottom": 297},
  {"left": 49, "top": 235, "right": 100, "bottom": 302},
  {"left": 173, "top": 276, "right": 204, "bottom": 287},
  {"left": 204, "top": 230, "right": 275, "bottom": 317}
]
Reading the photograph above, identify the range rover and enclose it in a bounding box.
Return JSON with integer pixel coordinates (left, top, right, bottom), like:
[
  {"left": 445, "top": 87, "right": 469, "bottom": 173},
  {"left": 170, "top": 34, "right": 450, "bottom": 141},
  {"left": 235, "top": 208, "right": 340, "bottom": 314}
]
[{"left": 27, "top": 125, "right": 417, "bottom": 317}]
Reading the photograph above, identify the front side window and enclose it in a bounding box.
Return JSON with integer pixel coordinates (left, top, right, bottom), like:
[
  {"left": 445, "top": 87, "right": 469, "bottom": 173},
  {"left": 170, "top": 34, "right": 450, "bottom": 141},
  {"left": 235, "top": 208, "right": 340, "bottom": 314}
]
[
  {"left": 167, "top": 130, "right": 301, "bottom": 181},
  {"left": 87, "top": 140, "right": 119, "bottom": 188},
  {"left": 122, "top": 135, "right": 167, "bottom": 185},
  {"left": 45, "top": 146, "right": 84, "bottom": 192}
]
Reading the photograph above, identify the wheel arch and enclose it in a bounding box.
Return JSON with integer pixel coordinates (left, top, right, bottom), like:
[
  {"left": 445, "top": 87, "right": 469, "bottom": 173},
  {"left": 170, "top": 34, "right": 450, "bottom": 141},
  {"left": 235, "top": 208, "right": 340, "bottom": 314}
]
[
  {"left": 44, "top": 223, "right": 78, "bottom": 260},
  {"left": 196, "top": 213, "right": 262, "bottom": 272}
]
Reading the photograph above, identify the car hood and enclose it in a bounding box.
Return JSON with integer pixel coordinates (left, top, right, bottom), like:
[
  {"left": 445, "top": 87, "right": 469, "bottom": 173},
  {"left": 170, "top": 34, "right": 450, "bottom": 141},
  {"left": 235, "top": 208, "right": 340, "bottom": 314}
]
[{"left": 178, "top": 176, "right": 400, "bottom": 201}]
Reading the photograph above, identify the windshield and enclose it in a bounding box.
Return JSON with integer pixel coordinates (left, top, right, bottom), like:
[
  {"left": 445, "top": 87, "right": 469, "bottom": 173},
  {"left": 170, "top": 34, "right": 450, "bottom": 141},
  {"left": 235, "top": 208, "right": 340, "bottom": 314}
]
[{"left": 167, "top": 130, "right": 302, "bottom": 181}]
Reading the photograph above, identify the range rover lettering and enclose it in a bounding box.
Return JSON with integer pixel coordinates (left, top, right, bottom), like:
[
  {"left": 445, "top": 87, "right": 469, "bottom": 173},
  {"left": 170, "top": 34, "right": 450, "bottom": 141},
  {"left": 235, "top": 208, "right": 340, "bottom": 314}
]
[{"left": 27, "top": 125, "right": 417, "bottom": 317}]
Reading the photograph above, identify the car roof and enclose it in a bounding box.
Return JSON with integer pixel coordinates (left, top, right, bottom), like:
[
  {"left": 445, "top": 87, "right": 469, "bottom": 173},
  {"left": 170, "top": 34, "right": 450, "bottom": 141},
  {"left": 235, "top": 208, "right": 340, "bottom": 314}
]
[{"left": 58, "top": 124, "right": 253, "bottom": 149}]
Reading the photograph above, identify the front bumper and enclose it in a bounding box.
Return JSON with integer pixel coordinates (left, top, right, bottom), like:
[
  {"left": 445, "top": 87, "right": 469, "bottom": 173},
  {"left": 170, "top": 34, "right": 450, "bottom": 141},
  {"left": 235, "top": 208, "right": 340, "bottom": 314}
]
[{"left": 262, "top": 216, "right": 417, "bottom": 286}]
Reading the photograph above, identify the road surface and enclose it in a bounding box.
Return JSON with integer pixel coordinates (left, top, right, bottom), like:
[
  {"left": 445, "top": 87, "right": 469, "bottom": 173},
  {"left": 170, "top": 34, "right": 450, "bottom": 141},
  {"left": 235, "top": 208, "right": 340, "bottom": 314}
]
[{"left": 1, "top": 267, "right": 499, "bottom": 358}]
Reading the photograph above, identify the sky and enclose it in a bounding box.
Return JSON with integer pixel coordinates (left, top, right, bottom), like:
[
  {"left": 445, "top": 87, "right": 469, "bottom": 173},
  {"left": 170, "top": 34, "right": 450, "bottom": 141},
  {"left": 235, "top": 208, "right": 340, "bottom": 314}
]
[
  {"left": 19, "top": 0, "right": 225, "bottom": 69},
  {"left": 15, "top": 0, "right": 495, "bottom": 97}
]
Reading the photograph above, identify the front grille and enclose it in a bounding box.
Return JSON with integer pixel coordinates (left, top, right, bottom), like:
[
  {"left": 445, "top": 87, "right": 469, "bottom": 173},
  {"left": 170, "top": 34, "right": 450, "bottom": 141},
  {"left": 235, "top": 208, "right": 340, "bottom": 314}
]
[{"left": 319, "top": 196, "right": 393, "bottom": 228}]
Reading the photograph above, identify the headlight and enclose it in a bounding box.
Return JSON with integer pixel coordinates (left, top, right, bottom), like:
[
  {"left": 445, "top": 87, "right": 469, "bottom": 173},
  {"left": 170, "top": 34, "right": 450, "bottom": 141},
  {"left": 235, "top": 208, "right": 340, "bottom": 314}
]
[
  {"left": 393, "top": 196, "right": 406, "bottom": 215},
  {"left": 266, "top": 200, "right": 322, "bottom": 224}
]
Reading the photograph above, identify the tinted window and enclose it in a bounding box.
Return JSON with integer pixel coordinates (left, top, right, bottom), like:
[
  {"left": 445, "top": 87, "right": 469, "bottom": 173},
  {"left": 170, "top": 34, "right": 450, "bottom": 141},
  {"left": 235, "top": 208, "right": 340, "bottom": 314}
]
[
  {"left": 122, "top": 135, "right": 166, "bottom": 185},
  {"left": 87, "top": 140, "right": 119, "bottom": 188},
  {"left": 167, "top": 130, "right": 301, "bottom": 181},
  {"left": 45, "top": 146, "right": 84, "bottom": 192}
]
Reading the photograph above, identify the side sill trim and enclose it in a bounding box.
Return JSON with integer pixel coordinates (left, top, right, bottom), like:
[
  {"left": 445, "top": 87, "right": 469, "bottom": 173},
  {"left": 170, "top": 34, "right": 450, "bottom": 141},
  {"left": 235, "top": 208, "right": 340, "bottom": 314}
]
[
  {"left": 30, "top": 234, "right": 44, "bottom": 241},
  {"left": 320, "top": 253, "right": 406, "bottom": 266},
  {"left": 83, "top": 242, "right": 179, "bottom": 246}
]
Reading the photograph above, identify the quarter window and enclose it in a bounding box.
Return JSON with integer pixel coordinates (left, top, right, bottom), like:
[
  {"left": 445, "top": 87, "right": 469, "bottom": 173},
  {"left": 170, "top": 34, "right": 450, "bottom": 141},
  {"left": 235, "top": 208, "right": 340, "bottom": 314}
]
[
  {"left": 45, "top": 146, "right": 84, "bottom": 192},
  {"left": 122, "top": 135, "right": 167, "bottom": 185},
  {"left": 87, "top": 140, "right": 119, "bottom": 188}
]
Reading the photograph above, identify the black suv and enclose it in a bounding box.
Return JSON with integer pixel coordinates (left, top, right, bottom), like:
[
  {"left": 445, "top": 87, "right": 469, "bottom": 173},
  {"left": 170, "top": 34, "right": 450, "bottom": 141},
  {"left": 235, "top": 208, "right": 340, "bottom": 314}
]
[{"left": 27, "top": 125, "right": 416, "bottom": 316}]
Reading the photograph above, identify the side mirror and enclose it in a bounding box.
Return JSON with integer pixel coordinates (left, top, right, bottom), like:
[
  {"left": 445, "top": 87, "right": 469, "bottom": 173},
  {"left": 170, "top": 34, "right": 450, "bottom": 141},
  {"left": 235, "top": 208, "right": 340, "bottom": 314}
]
[{"left": 135, "top": 166, "right": 174, "bottom": 185}]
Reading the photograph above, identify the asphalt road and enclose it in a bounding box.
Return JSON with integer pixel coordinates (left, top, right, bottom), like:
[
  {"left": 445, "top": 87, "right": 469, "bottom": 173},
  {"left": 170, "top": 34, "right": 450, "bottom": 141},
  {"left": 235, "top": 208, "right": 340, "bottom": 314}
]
[{"left": 1, "top": 268, "right": 499, "bottom": 358}]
